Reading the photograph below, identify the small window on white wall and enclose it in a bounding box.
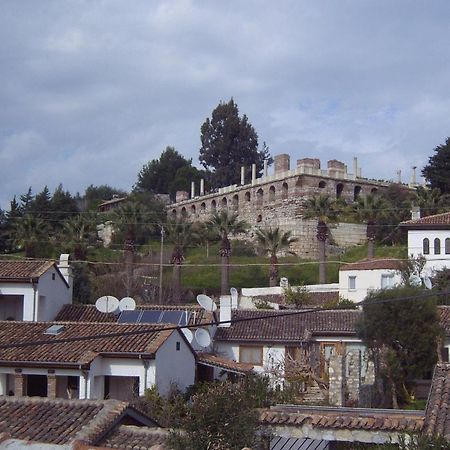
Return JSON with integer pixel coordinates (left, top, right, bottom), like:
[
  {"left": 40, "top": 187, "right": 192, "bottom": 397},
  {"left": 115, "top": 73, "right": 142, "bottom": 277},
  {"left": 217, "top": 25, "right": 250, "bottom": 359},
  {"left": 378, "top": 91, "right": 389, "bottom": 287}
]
[
  {"left": 423, "top": 238, "right": 430, "bottom": 255},
  {"left": 348, "top": 276, "right": 356, "bottom": 290},
  {"left": 381, "top": 274, "right": 394, "bottom": 289},
  {"left": 435, "top": 238, "right": 441, "bottom": 255}
]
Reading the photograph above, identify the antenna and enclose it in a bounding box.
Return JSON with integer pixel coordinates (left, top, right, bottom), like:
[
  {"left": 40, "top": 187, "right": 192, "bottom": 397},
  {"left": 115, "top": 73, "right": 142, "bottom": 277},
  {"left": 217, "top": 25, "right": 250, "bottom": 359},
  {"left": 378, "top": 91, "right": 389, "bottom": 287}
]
[
  {"left": 195, "top": 328, "right": 211, "bottom": 348},
  {"left": 119, "top": 297, "right": 136, "bottom": 312},
  {"left": 181, "top": 327, "right": 194, "bottom": 343},
  {"left": 95, "top": 296, "right": 119, "bottom": 314},
  {"left": 196, "top": 294, "right": 217, "bottom": 312},
  {"left": 423, "top": 276, "right": 433, "bottom": 290}
]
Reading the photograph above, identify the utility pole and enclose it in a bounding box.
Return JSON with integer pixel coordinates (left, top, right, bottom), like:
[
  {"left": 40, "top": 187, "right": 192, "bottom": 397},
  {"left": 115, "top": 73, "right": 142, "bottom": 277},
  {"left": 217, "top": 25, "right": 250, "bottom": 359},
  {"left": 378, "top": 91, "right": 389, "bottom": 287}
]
[{"left": 159, "top": 225, "right": 164, "bottom": 303}]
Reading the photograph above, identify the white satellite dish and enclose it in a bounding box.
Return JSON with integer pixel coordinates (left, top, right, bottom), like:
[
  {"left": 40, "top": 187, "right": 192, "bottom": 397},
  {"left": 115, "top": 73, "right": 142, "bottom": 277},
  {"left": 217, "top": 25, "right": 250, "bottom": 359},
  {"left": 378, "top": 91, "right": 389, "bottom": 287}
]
[
  {"left": 119, "top": 297, "right": 136, "bottom": 311},
  {"left": 196, "top": 294, "right": 217, "bottom": 312},
  {"left": 181, "top": 327, "right": 193, "bottom": 343},
  {"left": 409, "top": 275, "right": 422, "bottom": 287},
  {"left": 195, "top": 328, "right": 211, "bottom": 348},
  {"left": 230, "top": 287, "right": 238, "bottom": 307},
  {"left": 423, "top": 276, "right": 433, "bottom": 290},
  {"left": 95, "top": 295, "right": 119, "bottom": 314}
]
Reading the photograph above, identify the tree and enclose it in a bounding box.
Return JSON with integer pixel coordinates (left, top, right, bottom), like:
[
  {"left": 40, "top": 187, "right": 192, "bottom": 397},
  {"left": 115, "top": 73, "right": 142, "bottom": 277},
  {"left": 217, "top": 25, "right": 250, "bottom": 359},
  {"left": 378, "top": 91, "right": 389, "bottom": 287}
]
[
  {"left": 33, "top": 186, "right": 52, "bottom": 221},
  {"left": 302, "top": 195, "right": 338, "bottom": 284},
  {"left": 208, "top": 211, "right": 248, "bottom": 295},
  {"left": 13, "top": 214, "right": 49, "bottom": 257},
  {"left": 165, "top": 219, "right": 198, "bottom": 303},
  {"left": 422, "top": 137, "right": 450, "bottom": 193},
  {"left": 81, "top": 184, "right": 128, "bottom": 211},
  {"left": 352, "top": 194, "right": 386, "bottom": 258},
  {"left": 357, "top": 286, "right": 441, "bottom": 408},
  {"left": 62, "top": 213, "right": 97, "bottom": 261},
  {"left": 414, "top": 185, "right": 449, "bottom": 217},
  {"left": 199, "top": 98, "right": 272, "bottom": 188},
  {"left": 255, "top": 227, "right": 298, "bottom": 286},
  {"left": 50, "top": 184, "right": 79, "bottom": 226}
]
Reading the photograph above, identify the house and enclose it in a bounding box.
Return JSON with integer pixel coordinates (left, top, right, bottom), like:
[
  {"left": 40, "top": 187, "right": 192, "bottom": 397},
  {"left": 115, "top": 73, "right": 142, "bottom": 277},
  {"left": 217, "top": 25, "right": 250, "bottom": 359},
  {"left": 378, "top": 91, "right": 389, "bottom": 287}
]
[
  {"left": 0, "top": 320, "right": 196, "bottom": 399},
  {"left": 0, "top": 396, "right": 168, "bottom": 449},
  {"left": 338, "top": 258, "right": 403, "bottom": 303},
  {"left": 0, "top": 255, "right": 72, "bottom": 321},
  {"left": 401, "top": 211, "right": 450, "bottom": 274}
]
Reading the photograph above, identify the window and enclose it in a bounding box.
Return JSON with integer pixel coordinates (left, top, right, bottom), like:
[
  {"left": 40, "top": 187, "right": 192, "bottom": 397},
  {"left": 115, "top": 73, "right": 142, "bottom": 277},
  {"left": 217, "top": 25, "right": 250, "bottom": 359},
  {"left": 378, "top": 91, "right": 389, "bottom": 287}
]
[
  {"left": 336, "top": 183, "right": 344, "bottom": 198},
  {"left": 319, "top": 181, "right": 326, "bottom": 189},
  {"left": 240, "top": 346, "right": 263, "bottom": 365},
  {"left": 282, "top": 182, "right": 288, "bottom": 199},
  {"left": 176, "top": 341, "right": 181, "bottom": 351},
  {"left": 52, "top": 273, "right": 56, "bottom": 280},
  {"left": 381, "top": 274, "right": 394, "bottom": 289},
  {"left": 269, "top": 186, "right": 275, "bottom": 202},
  {"left": 423, "top": 238, "right": 430, "bottom": 255},
  {"left": 348, "top": 276, "right": 356, "bottom": 290},
  {"left": 434, "top": 238, "right": 441, "bottom": 255},
  {"left": 446, "top": 238, "right": 450, "bottom": 255}
]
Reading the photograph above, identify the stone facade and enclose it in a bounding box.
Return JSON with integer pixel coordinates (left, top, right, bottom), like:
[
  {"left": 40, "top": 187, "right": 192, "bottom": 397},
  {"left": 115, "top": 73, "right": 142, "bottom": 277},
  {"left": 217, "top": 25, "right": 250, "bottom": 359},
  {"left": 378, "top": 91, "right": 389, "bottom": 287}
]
[{"left": 168, "top": 154, "right": 410, "bottom": 258}]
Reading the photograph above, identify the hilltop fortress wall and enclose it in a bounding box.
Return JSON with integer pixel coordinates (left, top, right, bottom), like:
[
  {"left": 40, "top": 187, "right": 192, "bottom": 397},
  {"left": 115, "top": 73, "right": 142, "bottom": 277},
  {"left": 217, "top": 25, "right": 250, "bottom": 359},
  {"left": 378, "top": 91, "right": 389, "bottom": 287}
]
[{"left": 168, "top": 154, "right": 408, "bottom": 258}]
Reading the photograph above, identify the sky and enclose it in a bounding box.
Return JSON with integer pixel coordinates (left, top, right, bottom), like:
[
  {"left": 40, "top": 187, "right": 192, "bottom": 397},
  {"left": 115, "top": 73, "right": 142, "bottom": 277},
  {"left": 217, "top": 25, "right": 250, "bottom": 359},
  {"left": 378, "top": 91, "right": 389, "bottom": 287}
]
[{"left": 1, "top": 0, "right": 450, "bottom": 209}]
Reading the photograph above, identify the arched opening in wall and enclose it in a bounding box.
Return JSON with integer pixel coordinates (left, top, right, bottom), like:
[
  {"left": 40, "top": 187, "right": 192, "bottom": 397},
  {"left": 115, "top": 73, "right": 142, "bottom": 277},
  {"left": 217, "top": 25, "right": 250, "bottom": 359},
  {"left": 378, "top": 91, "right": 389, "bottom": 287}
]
[
  {"left": 446, "top": 238, "right": 450, "bottom": 254},
  {"left": 336, "top": 183, "right": 344, "bottom": 199},
  {"left": 191, "top": 204, "right": 196, "bottom": 215},
  {"left": 319, "top": 181, "right": 326, "bottom": 189},
  {"left": 221, "top": 197, "right": 228, "bottom": 208},
  {"left": 434, "top": 238, "right": 441, "bottom": 255},
  {"left": 181, "top": 207, "right": 187, "bottom": 218},
  {"left": 257, "top": 214, "right": 262, "bottom": 223},
  {"left": 354, "top": 186, "right": 362, "bottom": 201},
  {"left": 256, "top": 189, "right": 263, "bottom": 206},
  {"left": 201, "top": 202, "right": 206, "bottom": 212},
  {"left": 245, "top": 191, "right": 251, "bottom": 202},
  {"left": 171, "top": 209, "right": 177, "bottom": 219},
  {"left": 269, "top": 186, "right": 275, "bottom": 202},
  {"left": 371, "top": 187, "right": 378, "bottom": 195},
  {"left": 211, "top": 200, "right": 216, "bottom": 211},
  {"left": 282, "top": 182, "right": 288, "bottom": 199},
  {"left": 423, "top": 238, "right": 430, "bottom": 254},
  {"left": 232, "top": 194, "right": 239, "bottom": 210}
]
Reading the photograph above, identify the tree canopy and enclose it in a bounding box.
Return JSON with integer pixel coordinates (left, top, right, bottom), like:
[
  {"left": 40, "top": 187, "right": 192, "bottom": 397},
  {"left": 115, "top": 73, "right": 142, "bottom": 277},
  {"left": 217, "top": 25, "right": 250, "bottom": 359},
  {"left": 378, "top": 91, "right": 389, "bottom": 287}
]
[
  {"left": 422, "top": 137, "right": 450, "bottom": 193},
  {"left": 199, "top": 98, "right": 272, "bottom": 188}
]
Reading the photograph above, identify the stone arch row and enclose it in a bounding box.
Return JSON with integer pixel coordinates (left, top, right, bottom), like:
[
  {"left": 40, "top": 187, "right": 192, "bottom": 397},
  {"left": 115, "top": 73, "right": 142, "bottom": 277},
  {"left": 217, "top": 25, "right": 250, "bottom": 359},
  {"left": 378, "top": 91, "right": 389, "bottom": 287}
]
[{"left": 316, "top": 180, "right": 378, "bottom": 201}]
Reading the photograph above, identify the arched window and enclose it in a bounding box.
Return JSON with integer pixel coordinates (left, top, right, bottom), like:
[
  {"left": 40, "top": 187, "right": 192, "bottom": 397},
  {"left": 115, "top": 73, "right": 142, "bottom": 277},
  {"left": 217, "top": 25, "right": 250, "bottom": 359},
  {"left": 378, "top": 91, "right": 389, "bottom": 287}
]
[
  {"left": 282, "top": 182, "right": 288, "bottom": 199},
  {"left": 336, "top": 183, "right": 344, "bottom": 198},
  {"left": 191, "top": 204, "right": 196, "bottom": 215},
  {"left": 256, "top": 189, "right": 263, "bottom": 206},
  {"left": 171, "top": 209, "right": 177, "bottom": 219},
  {"left": 434, "top": 238, "right": 441, "bottom": 255},
  {"left": 232, "top": 194, "right": 239, "bottom": 210},
  {"left": 181, "top": 207, "right": 187, "bottom": 218},
  {"left": 201, "top": 202, "right": 206, "bottom": 212},
  {"left": 269, "top": 186, "right": 275, "bottom": 202},
  {"left": 423, "top": 238, "right": 430, "bottom": 255},
  {"left": 245, "top": 191, "right": 251, "bottom": 202},
  {"left": 371, "top": 187, "right": 378, "bottom": 195},
  {"left": 211, "top": 200, "right": 216, "bottom": 211},
  {"left": 446, "top": 238, "right": 450, "bottom": 255},
  {"left": 221, "top": 197, "right": 227, "bottom": 208},
  {"left": 319, "top": 181, "right": 326, "bottom": 189},
  {"left": 354, "top": 186, "right": 361, "bottom": 201}
]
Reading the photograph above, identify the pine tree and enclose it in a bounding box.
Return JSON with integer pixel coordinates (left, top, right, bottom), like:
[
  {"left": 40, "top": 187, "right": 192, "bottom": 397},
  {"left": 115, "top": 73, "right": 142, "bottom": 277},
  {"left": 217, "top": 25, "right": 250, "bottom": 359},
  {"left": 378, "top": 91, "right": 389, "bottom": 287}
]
[{"left": 422, "top": 137, "right": 450, "bottom": 193}]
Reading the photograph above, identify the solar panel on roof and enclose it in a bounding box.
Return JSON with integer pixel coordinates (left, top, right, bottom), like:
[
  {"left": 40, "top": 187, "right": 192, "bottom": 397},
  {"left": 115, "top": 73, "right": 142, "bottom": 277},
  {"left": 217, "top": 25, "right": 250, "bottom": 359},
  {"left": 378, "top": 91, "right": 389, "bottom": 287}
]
[
  {"left": 160, "top": 311, "right": 184, "bottom": 325},
  {"left": 118, "top": 310, "right": 142, "bottom": 323},
  {"left": 139, "top": 310, "right": 163, "bottom": 324}
]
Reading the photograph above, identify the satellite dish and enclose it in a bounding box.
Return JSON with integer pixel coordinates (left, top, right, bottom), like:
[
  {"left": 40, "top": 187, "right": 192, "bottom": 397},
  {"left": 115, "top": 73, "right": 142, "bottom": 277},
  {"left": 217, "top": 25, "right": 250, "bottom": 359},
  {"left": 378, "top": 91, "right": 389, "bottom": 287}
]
[
  {"left": 119, "top": 297, "right": 136, "bottom": 311},
  {"left": 409, "top": 275, "right": 422, "bottom": 287},
  {"left": 196, "top": 294, "right": 217, "bottom": 312},
  {"left": 423, "top": 276, "right": 433, "bottom": 290},
  {"left": 181, "top": 327, "right": 193, "bottom": 343},
  {"left": 95, "top": 296, "right": 119, "bottom": 314},
  {"left": 230, "top": 287, "right": 238, "bottom": 306},
  {"left": 195, "top": 328, "right": 211, "bottom": 348}
]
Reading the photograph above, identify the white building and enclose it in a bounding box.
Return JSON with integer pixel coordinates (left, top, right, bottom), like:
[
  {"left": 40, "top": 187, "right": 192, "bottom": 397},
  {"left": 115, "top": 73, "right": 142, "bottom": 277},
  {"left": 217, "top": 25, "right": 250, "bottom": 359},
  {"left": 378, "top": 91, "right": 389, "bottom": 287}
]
[
  {"left": 401, "top": 211, "right": 450, "bottom": 274},
  {"left": 338, "top": 258, "right": 403, "bottom": 303},
  {"left": 0, "top": 255, "right": 72, "bottom": 321}
]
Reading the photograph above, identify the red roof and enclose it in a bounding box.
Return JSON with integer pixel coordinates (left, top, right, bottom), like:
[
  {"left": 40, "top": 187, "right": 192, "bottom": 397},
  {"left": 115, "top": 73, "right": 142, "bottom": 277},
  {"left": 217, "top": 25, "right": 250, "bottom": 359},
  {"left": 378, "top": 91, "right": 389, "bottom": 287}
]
[
  {"left": 339, "top": 258, "right": 402, "bottom": 271},
  {"left": 401, "top": 211, "right": 450, "bottom": 229},
  {"left": 0, "top": 259, "right": 56, "bottom": 282},
  {"left": 197, "top": 352, "right": 254, "bottom": 374}
]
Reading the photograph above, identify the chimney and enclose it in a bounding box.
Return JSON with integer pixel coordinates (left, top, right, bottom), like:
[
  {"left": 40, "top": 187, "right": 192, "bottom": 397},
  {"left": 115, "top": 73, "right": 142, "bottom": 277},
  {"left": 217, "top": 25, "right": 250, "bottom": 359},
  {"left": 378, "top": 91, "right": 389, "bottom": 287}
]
[
  {"left": 251, "top": 164, "right": 257, "bottom": 186},
  {"left": 411, "top": 206, "right": 421, "bottom": 220},
  {"left": 191, "top": 181, "right": 195, "bottom": 198},
  {"left": 241, "top": 166, "right": 245, "bottom": 185},
  {"left": 58, "top": 254, "right": 73, "bottom": 297},
  {"left": 200, "top": 179, "right": 205, "bottom": 196},
  {"left": 219, "top": 295, "right": 231, "bottom": 327},
  {"left": 264, "top": 159, "right": 268, "bottom": 177}
]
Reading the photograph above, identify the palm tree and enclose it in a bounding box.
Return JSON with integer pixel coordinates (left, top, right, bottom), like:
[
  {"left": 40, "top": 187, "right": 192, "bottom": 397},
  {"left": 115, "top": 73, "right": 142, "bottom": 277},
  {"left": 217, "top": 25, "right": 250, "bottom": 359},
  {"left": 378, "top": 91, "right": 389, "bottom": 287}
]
[
  {"left": 208, "top": 211, "right": 248, "bottom": 295},
  {"left": 415, "top": 186, "right": 448, "bottom": 217},
  {"left": 302, "top": 195, "right": 338, "bottom": 284},
  {"left": 13, "top": 214, "right": 49, "bottom": 258},
  {"left": 165, "top": 219, "right": 198, "bottom": 303},
  {"left": 352, "top": 194, "right": 386, "bottom": 259},
  {"left": 62, "top": 213, "right": 97, "bottom": 260},
  {"left": 255, "top": 227, "right": 298, "bottom": 286}
]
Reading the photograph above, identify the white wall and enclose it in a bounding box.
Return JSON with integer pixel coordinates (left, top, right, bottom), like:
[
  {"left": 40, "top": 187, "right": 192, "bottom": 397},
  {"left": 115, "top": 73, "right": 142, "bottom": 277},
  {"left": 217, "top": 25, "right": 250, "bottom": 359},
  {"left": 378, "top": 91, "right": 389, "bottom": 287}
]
[
  {"left": 339, "top": 268, "right": 402, "bottom": 302},
  {"left": 155, "top": 331, "right": 196, "bottom": 395},
  {"left": 408, "top": 229, "right": 450, "bottom": 273}
]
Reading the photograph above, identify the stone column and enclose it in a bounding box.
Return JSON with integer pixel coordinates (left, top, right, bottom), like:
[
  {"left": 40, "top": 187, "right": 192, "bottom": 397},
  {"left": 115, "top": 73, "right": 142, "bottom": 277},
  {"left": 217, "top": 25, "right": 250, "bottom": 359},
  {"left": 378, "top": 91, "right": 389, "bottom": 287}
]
[
  {"left": 14, "top": 369, "right": 24, "bottom": 397},
  {"left": 328, "top": 350, "right": 345, "bottom": 407},
  {"left": 200, "top": 179, "right": 205, "bottom": 196},
  {"left": 47, "top": 371, "right": 57, "bottom": 398},
  {"left": 251, "top": 164, "right": 256, "bottom": 186},
  {"left": 241, "top": 166, "right": 245, "bottom": 185},
  {"left": 191, "top": 181, "right": 195, "bottom": 199},
  {"left": 264, "top": 159, "right": 268, "bottom": 177}
]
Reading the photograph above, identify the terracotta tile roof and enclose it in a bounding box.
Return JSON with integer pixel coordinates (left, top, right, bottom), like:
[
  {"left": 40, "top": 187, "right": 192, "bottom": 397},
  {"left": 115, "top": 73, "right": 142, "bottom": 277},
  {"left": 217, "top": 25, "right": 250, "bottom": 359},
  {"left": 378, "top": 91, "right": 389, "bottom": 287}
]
[
  {"left": 438, "top": 306, "right": 450, "bottom": 335},
  {"left": 0, "top": 397, "right": 157, "bottom": 445},
  {"left": 197, "top": 352, "right": 254, "bottom": 374},
  {"left": 339, "top": 258, "right": 403, "bottom": 271},
  {"left": 0, "top": 321, "right": 175, "bottom": 367},
  {"left": 0, "top": 259, "right": 55, "bottom": 281},
  {"left": 260, "top": 406, "right": 424, "bottom": 433},
  {"left": 98, "top": 425, "right": 169, "bottom": 449},
  {"left": 401, "top": 211, "right": 450, "bottom": 229},
  {"left": 214, "top": 309, "right": 360, "bottom": 343},
  {"left": 424, "top": 364, "right": 450, "bottom": 438},
  {"left": 55, "top": 304, "right": 212, "bottom": 326}
]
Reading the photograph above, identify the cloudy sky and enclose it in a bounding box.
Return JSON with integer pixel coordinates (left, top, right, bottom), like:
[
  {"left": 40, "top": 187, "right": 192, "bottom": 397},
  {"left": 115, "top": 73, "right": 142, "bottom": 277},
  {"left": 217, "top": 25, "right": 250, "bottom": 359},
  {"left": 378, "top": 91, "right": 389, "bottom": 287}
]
[{"left": 1, "top": 0, "right": 449, "bottom": 209}]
